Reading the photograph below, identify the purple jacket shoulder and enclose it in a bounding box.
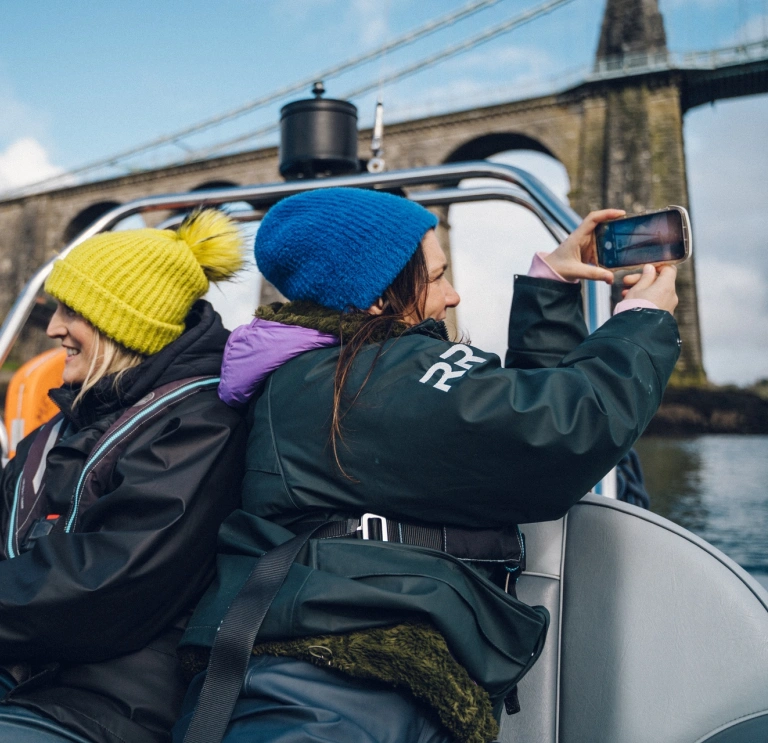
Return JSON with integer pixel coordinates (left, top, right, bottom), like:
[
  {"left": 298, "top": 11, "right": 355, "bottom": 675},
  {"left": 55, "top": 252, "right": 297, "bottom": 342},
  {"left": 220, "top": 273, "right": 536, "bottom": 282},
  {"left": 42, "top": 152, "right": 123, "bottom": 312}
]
[{"left": 218, "top": 318, "right": 338, "bottom": 408}]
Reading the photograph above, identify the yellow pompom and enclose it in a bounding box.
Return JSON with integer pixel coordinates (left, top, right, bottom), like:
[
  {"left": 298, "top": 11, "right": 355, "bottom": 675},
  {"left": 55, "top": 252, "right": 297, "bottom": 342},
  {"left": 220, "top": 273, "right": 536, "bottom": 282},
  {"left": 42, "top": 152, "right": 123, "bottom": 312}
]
[{"left": 177, "top": 209, "right": 245, "bottom": 282}]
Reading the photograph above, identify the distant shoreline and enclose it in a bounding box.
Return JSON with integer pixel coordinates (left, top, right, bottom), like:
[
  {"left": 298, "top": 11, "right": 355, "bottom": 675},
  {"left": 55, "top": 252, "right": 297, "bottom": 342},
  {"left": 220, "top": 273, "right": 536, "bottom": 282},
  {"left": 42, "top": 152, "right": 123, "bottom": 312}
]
[{"left": 644, "top": 386, "right": 768, "bottom": 436}]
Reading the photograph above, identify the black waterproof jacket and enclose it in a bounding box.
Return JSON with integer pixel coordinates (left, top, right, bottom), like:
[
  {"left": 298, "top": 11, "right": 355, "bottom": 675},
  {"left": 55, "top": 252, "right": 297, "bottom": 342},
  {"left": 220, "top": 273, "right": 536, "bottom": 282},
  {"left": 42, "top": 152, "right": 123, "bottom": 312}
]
[
  {"left": 0, "top": 301, "right": 247, "bottom": 743},
  {"left": 183, "top": 276, "right": 681, "bottom": 707}
]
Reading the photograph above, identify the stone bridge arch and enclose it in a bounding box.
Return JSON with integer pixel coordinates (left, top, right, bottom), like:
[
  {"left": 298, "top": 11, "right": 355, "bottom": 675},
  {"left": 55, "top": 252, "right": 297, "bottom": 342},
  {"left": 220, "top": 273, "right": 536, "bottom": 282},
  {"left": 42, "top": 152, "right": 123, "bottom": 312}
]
[
  {"left": 441, "top": 130, "right": 572, "bottom": 203},
  {"left": 444, "top": 131, "right": 559, "bottom": 164},
  {"left": 62, "top": 201, "right": 122, "bottom": 245},
  {"left": 190, "top": 179, "right": 240, "bottom": 192},
  {"left": 381, "top": 96, "right": 582, "bottom": 191},
  {"left": 0, "top": 84, "right": 701, "bottom": 377}
]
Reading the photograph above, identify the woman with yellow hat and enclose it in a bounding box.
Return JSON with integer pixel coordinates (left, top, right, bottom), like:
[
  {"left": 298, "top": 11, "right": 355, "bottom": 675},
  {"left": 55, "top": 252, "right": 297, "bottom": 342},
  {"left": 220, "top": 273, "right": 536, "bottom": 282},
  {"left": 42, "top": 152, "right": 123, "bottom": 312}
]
[{"left": 0, "top": 211, "right": 248, "bottom": 743}]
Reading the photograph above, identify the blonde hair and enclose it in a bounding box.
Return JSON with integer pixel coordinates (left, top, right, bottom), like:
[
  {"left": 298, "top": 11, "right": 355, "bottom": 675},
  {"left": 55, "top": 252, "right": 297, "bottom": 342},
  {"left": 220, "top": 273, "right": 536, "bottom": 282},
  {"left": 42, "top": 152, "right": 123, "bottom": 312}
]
[{"left": 73, "top": 329, "right": 144, "bottom": 408}]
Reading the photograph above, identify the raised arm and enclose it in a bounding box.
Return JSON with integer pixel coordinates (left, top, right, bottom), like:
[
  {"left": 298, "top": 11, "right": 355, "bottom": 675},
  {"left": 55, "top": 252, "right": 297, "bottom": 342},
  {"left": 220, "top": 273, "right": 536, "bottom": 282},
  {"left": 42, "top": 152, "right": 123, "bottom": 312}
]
[
  {"left": 506, "top": 209, "right": 619, "bottom": 369},
  {"left": 506, "top": 208, "right": 678, "bottom": 369},
  {"left": 505, "top": 275, "right": 587, "bottom": 369}
]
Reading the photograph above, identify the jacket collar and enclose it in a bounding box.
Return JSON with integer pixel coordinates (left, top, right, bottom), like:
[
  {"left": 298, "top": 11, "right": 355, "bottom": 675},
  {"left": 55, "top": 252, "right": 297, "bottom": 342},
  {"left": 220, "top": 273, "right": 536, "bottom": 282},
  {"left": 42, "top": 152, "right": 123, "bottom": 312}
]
[
  {"left": 50, "top": 300, "right": 228, "bottom": 429},
  {"left": 255, "top": 301, "right": 449, "bottom": 342},
  {"left": 217, "top": 301, "right": 449, "bottom": 409}
]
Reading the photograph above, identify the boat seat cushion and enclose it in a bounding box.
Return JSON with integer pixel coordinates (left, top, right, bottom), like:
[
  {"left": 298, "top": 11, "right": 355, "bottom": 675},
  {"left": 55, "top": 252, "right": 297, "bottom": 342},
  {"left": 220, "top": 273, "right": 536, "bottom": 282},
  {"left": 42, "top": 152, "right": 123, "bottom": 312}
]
[{"left": 499, "top": 495, "right": 768, "bottom": 743}]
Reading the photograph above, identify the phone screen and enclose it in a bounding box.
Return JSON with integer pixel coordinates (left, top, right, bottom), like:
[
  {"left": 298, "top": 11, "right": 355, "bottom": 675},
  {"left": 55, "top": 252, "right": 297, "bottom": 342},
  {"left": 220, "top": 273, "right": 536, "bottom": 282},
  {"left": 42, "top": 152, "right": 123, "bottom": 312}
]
[{"left": 596, "top": 210, "right": 686, "bottom": 269}]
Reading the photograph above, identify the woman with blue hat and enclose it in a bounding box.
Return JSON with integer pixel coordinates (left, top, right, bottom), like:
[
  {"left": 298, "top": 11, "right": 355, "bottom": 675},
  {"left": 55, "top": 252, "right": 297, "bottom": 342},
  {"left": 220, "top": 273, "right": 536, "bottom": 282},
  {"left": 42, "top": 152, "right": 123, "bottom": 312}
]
[{"left": 175, "top": 187, "right": 680, "bottom": 743}]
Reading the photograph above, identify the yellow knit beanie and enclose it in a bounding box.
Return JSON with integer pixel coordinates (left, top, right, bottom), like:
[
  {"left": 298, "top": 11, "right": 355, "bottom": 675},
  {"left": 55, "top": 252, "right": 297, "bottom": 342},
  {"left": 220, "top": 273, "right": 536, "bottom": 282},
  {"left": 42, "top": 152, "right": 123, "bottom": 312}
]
[{"left": 45, "top": 210, "right": 244, "bottom": 355}]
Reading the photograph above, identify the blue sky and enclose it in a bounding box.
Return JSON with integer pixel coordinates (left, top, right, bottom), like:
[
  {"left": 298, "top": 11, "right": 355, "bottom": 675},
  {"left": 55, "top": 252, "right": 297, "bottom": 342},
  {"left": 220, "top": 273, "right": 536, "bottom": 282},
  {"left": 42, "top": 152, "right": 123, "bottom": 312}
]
[{"left": 1, "top": 0, "right": 766, "bottom": 384}]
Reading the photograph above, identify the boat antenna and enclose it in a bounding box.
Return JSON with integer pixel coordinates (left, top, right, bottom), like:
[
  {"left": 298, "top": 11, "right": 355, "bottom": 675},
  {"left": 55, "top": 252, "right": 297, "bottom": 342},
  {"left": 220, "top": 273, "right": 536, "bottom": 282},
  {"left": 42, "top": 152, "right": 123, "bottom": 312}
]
[
  {"left": 367, "top": 0, "right": 390, "bottom": 173},
  {"left": 368, "top": 99, "right": 385, "bottom": 173}
]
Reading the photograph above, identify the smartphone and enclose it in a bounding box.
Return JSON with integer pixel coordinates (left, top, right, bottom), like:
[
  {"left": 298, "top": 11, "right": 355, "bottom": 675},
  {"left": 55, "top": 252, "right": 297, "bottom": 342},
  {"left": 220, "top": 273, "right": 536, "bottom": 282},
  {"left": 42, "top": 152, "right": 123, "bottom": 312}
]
[{"left": 595, "top": 206, "right": 692, "bottom": 270}]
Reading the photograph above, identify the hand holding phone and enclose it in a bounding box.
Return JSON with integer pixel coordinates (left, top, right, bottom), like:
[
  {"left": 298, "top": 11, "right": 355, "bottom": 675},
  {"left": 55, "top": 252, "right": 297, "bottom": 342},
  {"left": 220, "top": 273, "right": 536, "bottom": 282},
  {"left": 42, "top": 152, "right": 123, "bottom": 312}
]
[
  {"left": 622, "top": 264, "right": 679, "bottom": 314},
  {"left": 543, "top": 209, "right": 625, "bottom": 284},
  {"left": 595, "top": 206, "right": 692, "bottom": 270}
]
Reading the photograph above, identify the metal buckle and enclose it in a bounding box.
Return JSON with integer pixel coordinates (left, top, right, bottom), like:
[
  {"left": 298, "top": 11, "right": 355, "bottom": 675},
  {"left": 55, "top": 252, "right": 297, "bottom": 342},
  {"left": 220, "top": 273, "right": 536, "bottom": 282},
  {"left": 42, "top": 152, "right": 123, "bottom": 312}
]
[{"left": 359, "top": 513, "right": 388, "bottom": 542}]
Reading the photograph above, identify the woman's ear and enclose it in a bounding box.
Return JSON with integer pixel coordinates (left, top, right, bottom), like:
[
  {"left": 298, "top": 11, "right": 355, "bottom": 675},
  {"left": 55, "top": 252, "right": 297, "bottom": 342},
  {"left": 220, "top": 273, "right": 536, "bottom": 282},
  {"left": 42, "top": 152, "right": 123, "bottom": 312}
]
[{"left": 367, "top": 298, "right": 385, "bottom": 316}]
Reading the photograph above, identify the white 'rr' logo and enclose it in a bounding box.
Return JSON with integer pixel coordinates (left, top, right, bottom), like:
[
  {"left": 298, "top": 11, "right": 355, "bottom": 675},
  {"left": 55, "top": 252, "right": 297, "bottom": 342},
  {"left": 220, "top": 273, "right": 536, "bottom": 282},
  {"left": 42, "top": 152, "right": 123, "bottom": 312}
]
[{"left": 419, "top": 344, "right": 486, "bottom": 392}]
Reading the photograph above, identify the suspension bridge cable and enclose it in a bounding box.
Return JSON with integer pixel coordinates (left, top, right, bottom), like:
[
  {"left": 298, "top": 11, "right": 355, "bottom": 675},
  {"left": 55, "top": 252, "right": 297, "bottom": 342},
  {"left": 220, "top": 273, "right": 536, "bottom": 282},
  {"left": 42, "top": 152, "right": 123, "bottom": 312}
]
[
  {"left": 7, "top": 0, "right": 512, "bottom": 196},
  {"left": 343, "top": 0, "right": 576, "bottom": 102},
  {"left": 190, "top": 0, "right": 576, "bottom": 160}
]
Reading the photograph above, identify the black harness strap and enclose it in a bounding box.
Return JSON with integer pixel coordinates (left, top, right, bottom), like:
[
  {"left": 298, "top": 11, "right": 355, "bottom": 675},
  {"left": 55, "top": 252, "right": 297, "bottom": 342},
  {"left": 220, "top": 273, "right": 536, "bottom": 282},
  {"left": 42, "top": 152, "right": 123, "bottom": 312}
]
[
  {"left": 317, "top": 517, "right": 445, "bottom": 551},
  {"left": 182, "top": 522, "right": 326, "bottom": 743},
  {"left": 316, "top": 516, "right": 525, "bottom": 569},
  {"left": 4, "top": 415, "right": 65, "bottom": 559}
]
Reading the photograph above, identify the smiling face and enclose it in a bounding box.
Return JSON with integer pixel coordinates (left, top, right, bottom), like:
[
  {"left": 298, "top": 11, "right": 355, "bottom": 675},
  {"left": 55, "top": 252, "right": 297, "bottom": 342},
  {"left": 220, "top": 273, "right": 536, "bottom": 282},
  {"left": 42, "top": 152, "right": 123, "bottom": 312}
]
[{"left": 46, "top": 303, "right": 98, "bottom": 385}]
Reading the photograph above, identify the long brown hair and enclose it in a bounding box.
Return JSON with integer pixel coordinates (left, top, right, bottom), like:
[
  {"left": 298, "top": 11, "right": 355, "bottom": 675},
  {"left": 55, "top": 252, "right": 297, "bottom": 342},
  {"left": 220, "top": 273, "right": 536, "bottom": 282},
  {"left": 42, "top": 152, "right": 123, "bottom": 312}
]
[{"left": 330, "top": 244, "right": 430, "bottom": 477}]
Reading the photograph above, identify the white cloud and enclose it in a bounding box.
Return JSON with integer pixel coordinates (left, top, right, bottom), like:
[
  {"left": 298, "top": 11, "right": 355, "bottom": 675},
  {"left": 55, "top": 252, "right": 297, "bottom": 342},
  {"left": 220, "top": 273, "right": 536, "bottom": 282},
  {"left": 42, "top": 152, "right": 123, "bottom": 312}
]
[
  {"left": 684, "top": 104, "right": 767, "bottom": 265},
  {"left": 684, "top": 96, "right": 768, "bottom": 384},
  {"left": 451, "top": 199, "right": 559, "bottom": 358},
  {"left": 0, "top": 76, "right": 64, "bottom": 194},
  {"left": 384, "top": 42, "right": 573, "bottom": 122},
  {"left": 697, "top": 257, "right": 768, "bottom": 385},
  {"left": 443, "top": 43, "right": 557, "bottom": 75},
  {"left": 423, "top": 43, "right": 562, "bottom": 95},
  {"left": 384, "top": 43, "right": 588, "bottom": 121},
  {"left": 0, "top": 137, "right": 64, "bottom": 192},
  {"left": 278, "top": 0, "right": 393, "bottom": 46}
]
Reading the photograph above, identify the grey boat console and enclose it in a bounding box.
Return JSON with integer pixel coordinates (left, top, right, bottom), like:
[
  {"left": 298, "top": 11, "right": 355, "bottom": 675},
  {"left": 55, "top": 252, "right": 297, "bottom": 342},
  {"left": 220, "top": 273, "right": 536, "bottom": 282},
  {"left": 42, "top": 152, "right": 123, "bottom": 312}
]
[{"left": 505, "top": 495, "right": 768, "bottom": 743}]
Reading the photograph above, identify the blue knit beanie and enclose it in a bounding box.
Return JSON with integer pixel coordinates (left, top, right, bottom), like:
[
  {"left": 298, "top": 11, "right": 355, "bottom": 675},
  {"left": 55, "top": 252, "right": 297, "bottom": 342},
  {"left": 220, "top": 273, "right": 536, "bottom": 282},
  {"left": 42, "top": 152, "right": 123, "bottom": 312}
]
[{"left": 255, "top": 188, "right": 438, "bottom": 311}]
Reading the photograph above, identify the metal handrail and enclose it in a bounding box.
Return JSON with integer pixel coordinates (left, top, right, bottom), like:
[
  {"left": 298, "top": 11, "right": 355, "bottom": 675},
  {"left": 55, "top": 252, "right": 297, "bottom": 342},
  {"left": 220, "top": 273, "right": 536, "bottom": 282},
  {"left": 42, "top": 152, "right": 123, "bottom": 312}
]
[
  {"left": 0, "top": 161, "right": 581, "bottom": 370},
  {"left": 590, "top": 38, "right": 768, "bottom": 81},
  {"left": 157, "top": 185, "right": 573, "bottom": 243}
]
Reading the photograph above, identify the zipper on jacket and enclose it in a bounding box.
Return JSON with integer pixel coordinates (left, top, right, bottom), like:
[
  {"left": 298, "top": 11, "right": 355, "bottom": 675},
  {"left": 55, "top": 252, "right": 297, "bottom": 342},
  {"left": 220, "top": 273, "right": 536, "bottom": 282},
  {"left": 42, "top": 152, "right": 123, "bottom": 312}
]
[{"left": 6, "top": 475, "right": 23, "bottom": 559}]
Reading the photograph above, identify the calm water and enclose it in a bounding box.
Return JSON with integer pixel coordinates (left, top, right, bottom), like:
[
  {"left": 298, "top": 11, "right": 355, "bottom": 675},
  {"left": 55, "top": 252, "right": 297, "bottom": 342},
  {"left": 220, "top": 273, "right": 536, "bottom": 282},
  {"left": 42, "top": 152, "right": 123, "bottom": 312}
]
[{"left": 635, "top": 435, "right": 768, "bottom": 590}]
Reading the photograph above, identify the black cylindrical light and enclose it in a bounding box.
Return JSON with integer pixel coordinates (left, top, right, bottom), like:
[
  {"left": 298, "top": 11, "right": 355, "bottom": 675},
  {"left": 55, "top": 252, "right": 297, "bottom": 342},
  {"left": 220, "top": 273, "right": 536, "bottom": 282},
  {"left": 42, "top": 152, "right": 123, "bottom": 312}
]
[{"left": 279, "top": 82, "right": 360, "bottom": 180}]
